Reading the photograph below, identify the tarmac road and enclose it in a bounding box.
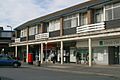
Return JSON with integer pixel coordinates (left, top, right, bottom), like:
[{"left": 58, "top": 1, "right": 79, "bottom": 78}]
[{"left": 0, "top": 67, "right": 119, "bottom": 80}]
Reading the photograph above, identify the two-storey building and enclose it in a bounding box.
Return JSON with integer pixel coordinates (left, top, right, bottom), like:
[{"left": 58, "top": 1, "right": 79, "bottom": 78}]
[
  {"left": 10, "top": 0, "right": 120, "bottom": 66},
  {"left": 0, "top": 27, "right": 14, "bottom": 55}
]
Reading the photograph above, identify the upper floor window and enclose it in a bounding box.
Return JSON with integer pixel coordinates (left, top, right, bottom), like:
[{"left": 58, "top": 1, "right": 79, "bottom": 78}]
[
  {"left": 63, "top": 14, "right": 78, "bottom": 29},
  {"left": 43, "top": 23, "right": 49, "bottom": 33},
  {"left": 49, "top": 19, "right": 60, "bottom": 32},
  {"left": 20, "top": 29, "right": 27, "bottom": 37},
  {"left": 94, "top": 8, "right": 104, "bottom": 23},
  {"left": 80, "top": 13, "right": 88, "bottom": 26},
  {"left": 38, "top": 24, "right": 42, "bottom": 33},
  {"left": 105, "top": 2, "right": 120, "bottom": 21},
  {"left": 29, "top": 26, "right": 38, "bottom": 35},
  {"left": 0, "top": 32, "right": 12, "bottom": 37}
]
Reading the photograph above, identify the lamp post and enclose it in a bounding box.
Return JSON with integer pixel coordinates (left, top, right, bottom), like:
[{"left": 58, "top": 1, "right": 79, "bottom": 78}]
[
  {"left": 7, "top": 25, "right": 12, "bottom": 31},
  {"left": 7, "top": 25, "right": 13, "bottom": 58},
  {"left": 7, "top": 25, "right": 13, "bottom": 40}
]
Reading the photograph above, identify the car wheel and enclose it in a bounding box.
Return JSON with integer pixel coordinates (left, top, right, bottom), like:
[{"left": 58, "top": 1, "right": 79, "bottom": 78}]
[{"left": 13, "top": 63, "right": 19, "bottom": 68}]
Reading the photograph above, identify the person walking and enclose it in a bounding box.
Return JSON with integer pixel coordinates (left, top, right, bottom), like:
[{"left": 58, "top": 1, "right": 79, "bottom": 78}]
[{"left": 76, "top": 51, "right": 81, "bottom": 64}]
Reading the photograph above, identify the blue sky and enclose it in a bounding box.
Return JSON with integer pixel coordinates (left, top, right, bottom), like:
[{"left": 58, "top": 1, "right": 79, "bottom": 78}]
[{"left": 0, "top": 0, "right": 88, "bottom": 30}]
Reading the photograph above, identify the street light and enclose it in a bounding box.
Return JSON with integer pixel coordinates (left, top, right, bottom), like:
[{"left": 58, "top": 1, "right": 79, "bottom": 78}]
[
  {"left": 7, "top": 25, "right": 13, "bottom": 41},
  {"left": 7, "top": 25, "right": 13, "bottom": 57},
  {"left": 7, "top": 25, "right": 12, "bottom": 31},
  {"left": 7, "top": 25, "right": 12, "bottom": 38}
]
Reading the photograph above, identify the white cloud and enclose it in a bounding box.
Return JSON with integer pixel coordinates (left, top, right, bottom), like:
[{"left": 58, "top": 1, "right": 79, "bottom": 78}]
[
  {"left": 37, "top": 0, "right": 88, "bottom": 13},
  {"left": 0, "top": 0, "right": 88, "bottom": 30}
]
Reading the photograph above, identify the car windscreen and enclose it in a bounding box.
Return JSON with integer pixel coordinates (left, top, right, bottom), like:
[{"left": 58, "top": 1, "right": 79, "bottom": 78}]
[{"left": 0, "top": 55, "right": 13, "bottom": 60}]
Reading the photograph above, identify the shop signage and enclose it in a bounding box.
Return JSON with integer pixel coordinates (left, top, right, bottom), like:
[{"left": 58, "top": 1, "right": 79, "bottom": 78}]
[
  {"left": 15, "top": 38, "right": 20, "bottom": 43},
  {"left": 35, "top": 33, "right": 49, "bottom": 40},
  {"left": 99, "top": 38, "right": 120, "bottom": 46},
  {"left": 35, "top": 34, "right": 42, "bottom": 40},
  {"left": 41, "top": 33, "right": 49, "bottom": 39}
]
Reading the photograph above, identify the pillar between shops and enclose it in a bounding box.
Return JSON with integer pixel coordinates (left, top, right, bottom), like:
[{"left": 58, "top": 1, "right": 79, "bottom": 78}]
[
  {"left": 88, "top": 38, "right": 92, "bottom": 67},
  {"left": 26, "top": 44, "right": 29, "bottom": 63},
  {"left": 60, "top": 41, "right": 63, "bottom": 64},
  {"left": 15, "top": 46, "right": 17, "bottom": 58},
  {"left": 41, "top": 43, "right": 43, "bottom": 64}
]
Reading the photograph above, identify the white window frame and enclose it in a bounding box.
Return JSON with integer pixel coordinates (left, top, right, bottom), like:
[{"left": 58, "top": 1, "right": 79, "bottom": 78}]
[
  {"left": 94, "top": 8, "right": 104, "bottom": 23},
  {"left": 49, "top": 19, "right": 60, "bottom": 32},
  {"left": 1, "top": 32, "right": 12, "bottom": 37},
  {"left": 63, "top": 14, "right": 79, "bottom": 29},
  {"left": 29, "top": 26, "right": 38, "bottom": 36},
  {"left": 20, "top": 29, "right": 27, "bottom": 37},
  {"left": 105, "top": 2, "right": 120, "bottom": 21},
  {"left": 80, "top": 12, "right": 88, "bottom": 26}
]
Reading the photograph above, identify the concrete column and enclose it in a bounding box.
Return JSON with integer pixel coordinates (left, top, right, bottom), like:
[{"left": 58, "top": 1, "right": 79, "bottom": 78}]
[
  {"left": 41, "top": 43, "right": 43, "bottom": 64},
  {"left": 15, "top": 46, "right": 17, "bottom": 58},
  {"left": 26, "top": 44, "right": 29, "bottom": 63},
  {"left": 38, "top": 44, "right": 41, "bottom": 61},
  {"left": 88, "top": 38, "right": 92, "bottom": 67},
  {"left": 60, "top": 41, "right": 63, "bottom": 64}
]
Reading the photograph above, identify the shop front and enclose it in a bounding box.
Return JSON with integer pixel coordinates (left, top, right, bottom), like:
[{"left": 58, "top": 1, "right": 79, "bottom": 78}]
[
  {"left": 76, "top": 38, "right": 120, "bottom": 65},
  {"left": 43, "top": 42, "right": 57, "bottom": 63}
]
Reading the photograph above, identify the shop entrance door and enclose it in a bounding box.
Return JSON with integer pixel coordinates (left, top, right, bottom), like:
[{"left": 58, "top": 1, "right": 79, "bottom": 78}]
[{"left": 108, "top": 46, "right": 119, "bottom": 64}]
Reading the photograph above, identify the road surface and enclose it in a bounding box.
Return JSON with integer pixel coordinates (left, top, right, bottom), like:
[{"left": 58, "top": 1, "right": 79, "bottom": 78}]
[{"left": 0, "top": 67, "right": 119, "bottom": 80}]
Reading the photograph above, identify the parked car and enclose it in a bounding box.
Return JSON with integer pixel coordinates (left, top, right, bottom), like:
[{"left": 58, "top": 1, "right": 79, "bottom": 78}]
[{"left": 0, "top": 54, "right": 21, "bottom": 68}]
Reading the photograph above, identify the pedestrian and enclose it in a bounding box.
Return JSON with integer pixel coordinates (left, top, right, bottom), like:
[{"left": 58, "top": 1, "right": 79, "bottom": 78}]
[
  {"left": 52, "top": 52, "right": 56, "bottom": 64},
  {"left": 76, "top": 51, "right": 80, "bottom": 64},
  {"left": 66, "top": 52, "right": 69, "bottom": 63},
  {"left": 54, "top": 52, "right": 57, "bottom": 63},
  {"left": 49, "top": 51, "right": 55, "bottom": 63}
]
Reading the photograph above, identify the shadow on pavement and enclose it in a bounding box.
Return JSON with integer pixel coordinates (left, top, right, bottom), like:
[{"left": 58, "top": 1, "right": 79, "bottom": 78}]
[{"left": 0, "top": 76, "right": 13, "bottom": 80}]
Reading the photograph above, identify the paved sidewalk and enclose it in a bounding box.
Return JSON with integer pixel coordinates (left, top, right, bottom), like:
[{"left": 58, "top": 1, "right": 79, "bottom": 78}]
[{"left": 22, "top": 63, "right": 120, "bottom": 79}]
